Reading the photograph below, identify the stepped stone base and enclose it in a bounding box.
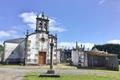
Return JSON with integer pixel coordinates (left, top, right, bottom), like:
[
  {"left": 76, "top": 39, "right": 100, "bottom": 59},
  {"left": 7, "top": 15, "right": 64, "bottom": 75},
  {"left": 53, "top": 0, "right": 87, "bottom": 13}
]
[{"left": 39, "top": 70, "right": 60, "bottom": 77}]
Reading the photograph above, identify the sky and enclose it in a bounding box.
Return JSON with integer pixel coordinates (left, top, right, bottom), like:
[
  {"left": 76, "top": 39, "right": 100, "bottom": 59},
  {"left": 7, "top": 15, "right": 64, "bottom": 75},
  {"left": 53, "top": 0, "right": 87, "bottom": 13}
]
[{"left": 0, "top": 0, "right": 120, "bottom": 49}]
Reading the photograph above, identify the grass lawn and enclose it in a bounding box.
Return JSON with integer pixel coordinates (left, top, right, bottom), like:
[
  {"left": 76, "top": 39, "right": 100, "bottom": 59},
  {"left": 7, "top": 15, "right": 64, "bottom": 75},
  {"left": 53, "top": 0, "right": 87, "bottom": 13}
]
[
  {"left": 0, "top": 64, "right": 77, "bottom": 69},
  {"left": 23, "top": 72, "right": 112, "bottom": 80},
  {"left": 23, "top": 65, "right": 120, "bottom": 80}
]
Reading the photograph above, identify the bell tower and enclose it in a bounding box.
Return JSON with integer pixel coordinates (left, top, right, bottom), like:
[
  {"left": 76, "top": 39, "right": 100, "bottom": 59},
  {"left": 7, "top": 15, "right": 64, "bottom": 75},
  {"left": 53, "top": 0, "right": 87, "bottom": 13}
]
[{"left": 35, "top": 12, "right": 49, "bottom": 34}]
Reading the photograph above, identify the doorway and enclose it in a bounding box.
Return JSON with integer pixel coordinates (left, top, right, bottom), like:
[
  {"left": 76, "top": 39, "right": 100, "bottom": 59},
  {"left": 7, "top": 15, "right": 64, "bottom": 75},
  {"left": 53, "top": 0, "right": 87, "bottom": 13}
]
[{"left": 38, "top": 52, "right": 46, "bottom": 64}]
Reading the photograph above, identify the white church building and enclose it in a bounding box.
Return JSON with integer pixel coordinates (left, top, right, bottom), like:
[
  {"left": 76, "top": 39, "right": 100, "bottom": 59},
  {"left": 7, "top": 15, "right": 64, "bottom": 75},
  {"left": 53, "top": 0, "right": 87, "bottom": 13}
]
[{"left": 2, "top": 12, "right": 57, "bottom": 65}]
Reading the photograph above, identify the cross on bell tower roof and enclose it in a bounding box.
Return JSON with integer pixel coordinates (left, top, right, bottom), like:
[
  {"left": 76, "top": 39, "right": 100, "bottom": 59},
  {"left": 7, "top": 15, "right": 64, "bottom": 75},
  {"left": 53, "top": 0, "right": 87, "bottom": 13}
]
[
  {"left": 37, "top": 15, "right": 39, "bottom": 18},
  {"left": 41, "top": 12, "right": 44, "bottom": 18}
]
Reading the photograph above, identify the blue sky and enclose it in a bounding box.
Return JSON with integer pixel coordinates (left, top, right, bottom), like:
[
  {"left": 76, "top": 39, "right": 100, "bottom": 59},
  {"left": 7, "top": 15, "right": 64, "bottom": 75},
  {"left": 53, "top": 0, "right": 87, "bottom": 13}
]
[{"left": 0, "top": 0, "right": 120, "bottom": 48}]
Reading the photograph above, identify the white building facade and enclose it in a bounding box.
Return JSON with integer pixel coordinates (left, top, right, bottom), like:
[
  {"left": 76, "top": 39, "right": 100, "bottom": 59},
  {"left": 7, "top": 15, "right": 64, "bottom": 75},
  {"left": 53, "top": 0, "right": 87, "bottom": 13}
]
[
  {"left": 71, "top": 49, "right": 88, "bottom": 67},
  {"left": 2, "top": 13, "right": 57, "bottom": 65}
]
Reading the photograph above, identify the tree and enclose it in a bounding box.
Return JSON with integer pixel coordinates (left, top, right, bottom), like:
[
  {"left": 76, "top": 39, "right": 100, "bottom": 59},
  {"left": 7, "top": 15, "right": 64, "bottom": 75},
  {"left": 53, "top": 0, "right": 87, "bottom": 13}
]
[
  {"left": 93, "top": 44, "right": 120, "bottom": 59},
  {"left": 0, "top": 45, "right": 4, "bottom": 53}
]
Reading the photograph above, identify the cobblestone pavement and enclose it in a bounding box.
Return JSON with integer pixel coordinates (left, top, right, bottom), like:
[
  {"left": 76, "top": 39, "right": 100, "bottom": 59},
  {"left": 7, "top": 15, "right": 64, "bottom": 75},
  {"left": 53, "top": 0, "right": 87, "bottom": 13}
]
[{"left": 0, "top": 66, "right": 116, "bottom": 80}]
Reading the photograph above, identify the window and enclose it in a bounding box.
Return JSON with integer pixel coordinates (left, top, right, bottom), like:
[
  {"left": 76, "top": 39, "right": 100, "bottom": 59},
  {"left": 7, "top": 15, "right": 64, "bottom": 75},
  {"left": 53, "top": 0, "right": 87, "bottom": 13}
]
[
  {"left": 35, "top": 54, "right": 38, "bottom": 57},
  {"left": 54, "top": 49, "right": 57, "bottom": 52},
  {"left": 27, "top": 43, "right": 30, "bottom": 47},
  {"left": 27, "top": 59, "right": 31, "bottom": 62},
  {"left": 54, "top": 54, "right": 57, "bottom": 57},
  {"left": 34, "top": 59, "right": 37, "bottom": 62},
  {"left": 47, "top": 54, "right": 49, "bottom": 57},
  {"left": 28, "top": 40, "right": 31, "bottom": 43},
  {"left": 28, "top": 49, "right": 31, "bottom": 52},
  {"left": 27, "top": 54, "right": 30, "bottom": 57}
]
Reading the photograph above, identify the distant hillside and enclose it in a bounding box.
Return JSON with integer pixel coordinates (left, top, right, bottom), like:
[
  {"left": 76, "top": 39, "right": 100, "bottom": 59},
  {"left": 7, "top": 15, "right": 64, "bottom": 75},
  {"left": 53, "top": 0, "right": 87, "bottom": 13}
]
[{"left": 93, "top": 44, "right": 120, "bottom": 59}]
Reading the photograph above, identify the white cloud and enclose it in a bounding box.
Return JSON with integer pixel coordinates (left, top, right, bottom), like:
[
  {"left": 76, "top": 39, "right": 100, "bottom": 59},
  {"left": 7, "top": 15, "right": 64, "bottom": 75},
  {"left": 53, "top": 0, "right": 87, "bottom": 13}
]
[
  {"left": 49, "top": 26, "right": 66, "bottom": 32},
  {"left": 0, "top": 41, "right": 3, "bottom": 45},
  {"left": 107, "top": 40, "right": 120, "bottom": 44},
  {"left": 49, "top": 18, "right": 66, "bottom": 32},
  {"left": 0, "top": 31, "right": 11, "bottom": 37},
  {"left": 19, "top": 12, "right": 36, "bottom": 23},
  {"left": 0, "top": 30, "right": 19, "bottom": 39},
  {"left": 19, "top": 12, "right": 36, "bottom": 29},
  {"left": 99, "top": 0, "right": 107, "bottom": 5},
  {"left": 19, "top": 12, "right": 66, "bottom": 32},
  {"left": 58, "top": 42, "right": 94, "bottom": 50}
]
